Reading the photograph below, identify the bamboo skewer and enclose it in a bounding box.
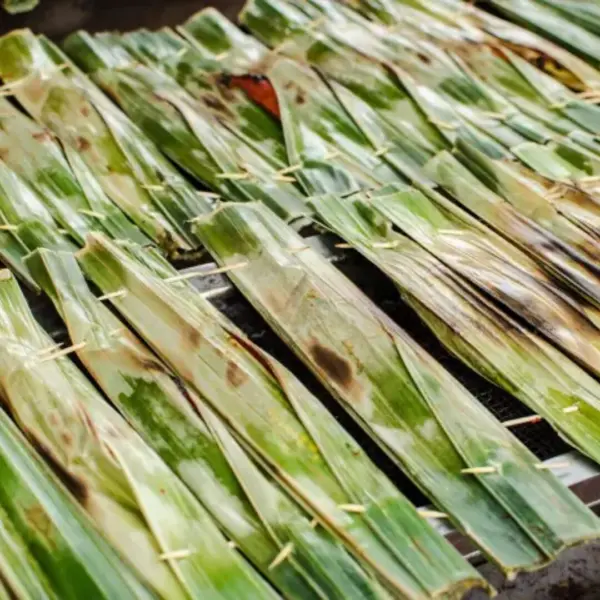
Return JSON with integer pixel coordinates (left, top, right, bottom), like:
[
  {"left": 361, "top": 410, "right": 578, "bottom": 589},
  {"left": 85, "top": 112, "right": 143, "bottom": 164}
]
[
  {"left": 38, "top": 342, "right": 87, "bottom": 363},
  {"left": 159, "top": 549, "right": 194, "bottom": 561},
  {"left": 461, "top": 466, "right": 498, "bottom": 475},
  {"left": 502, "top": 415, "right": 543, "bottom": 428},
  {"left": 268, "top": 543, "right": 294, "bottom": 571},
  {"left": 417, "top": 510, "right": 449, "bottom": 519}
]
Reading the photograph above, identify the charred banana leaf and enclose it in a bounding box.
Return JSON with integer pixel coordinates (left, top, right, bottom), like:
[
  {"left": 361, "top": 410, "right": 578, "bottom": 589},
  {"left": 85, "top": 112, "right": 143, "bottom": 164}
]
[
  {"left": 193, "top": 201, "right": 600, "bottom": 576},
  {"left": 0, "top": 269, "right": 278, "bottom": 600},
  {"left": 78, "top": 232, "right": 488, "bottom": 600},
  {"left": 0, "top": 30, "right": 209, "bottom": 258},
  {"left": 29, "top": 247, "right": 390, "bottom": 600}
]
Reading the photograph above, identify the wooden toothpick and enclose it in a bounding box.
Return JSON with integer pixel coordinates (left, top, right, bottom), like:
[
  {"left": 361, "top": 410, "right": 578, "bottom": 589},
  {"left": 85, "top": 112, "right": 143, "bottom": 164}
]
[
  {"left": 268, "top": 542, "right": 294, "bottom": 570},
  {"left": 417, "top": 509, "right": 449, "bottom": 519},
  {"left": 97, "top": 289, "right": 128, "bottom": 302},
  {"left": 461, "top": 466, "right": 498, "bottom": 475},
  {"left": 535, "top": 461, "right": 570, "bottom": 471},
  {"left": 338, "top": 503, "right": 367, "bottom": 514},
  {"left": 159, "top": 549, "right": 194, "bottom": 561},
  {"left": 164, "top": 261, "right": 248, "bottom": 284},
  {"left": 502, "top": 415, "right": 543, "bottom": 428},
  {"left": 78, "top": 209, "right": 106, "bottom": 220},
  {"left": 38, "top": 341, "right": 87, "bottom": 362},
  {"left": 216, "top": 172, "right": 251, "bottom": 181}
]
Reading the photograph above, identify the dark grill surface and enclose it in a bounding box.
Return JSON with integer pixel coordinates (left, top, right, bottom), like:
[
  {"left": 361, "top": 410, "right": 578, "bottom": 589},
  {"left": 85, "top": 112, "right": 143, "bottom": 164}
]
[{"left": 2, "top": 0, "right": 573, "bottom": 508}]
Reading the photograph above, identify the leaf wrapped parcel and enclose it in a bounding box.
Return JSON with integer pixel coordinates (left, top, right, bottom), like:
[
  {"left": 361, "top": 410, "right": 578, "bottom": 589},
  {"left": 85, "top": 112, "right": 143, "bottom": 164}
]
[
  {"left": 0, "top": 270, "right": 278, "bottom": 600},
  {"left": 194, "top": 201, "right": 600, "bottom": 576},
  {"left": 78, "top": 232, "right": 487, "bottom": 600},
  {"left": 28, "top": 247, "right": 391, "bottom": 600}
]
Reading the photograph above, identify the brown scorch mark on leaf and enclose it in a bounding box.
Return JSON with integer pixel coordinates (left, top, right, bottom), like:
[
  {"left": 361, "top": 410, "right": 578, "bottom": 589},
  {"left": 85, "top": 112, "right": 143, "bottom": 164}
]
[
  {"left": 202, "top": 94, "right": 229, "bottom": 114},
  {"left": 187, "top": 326, "right": 202, "bottom": 348},
  {"left": 28, "top": 433, "right": 90, "bottom": 507},
  {"left": 25, "top": 504, "right": 55, "bottom": 547},
  {"left": 76, "top": 137, "right": 91, "bottom": 152},
  {"left": 309, "top": 342, "right": 353, "bottom": 389},
  {"left": 226, "top": 360, "right": 249, "bottom": 388},
  {"left": 32, "top": 131, "right": 53, "bottom": 142}
]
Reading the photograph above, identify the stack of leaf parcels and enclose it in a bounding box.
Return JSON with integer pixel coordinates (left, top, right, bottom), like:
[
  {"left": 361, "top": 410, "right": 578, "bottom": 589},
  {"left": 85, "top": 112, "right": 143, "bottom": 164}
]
[{"left": 2, "top": 0, "right": 600, "bottom": 597}]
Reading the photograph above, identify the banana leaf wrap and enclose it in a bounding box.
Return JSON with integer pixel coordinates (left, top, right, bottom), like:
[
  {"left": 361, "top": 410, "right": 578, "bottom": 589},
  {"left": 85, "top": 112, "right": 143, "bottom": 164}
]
[
  {"left": 350, "top": 0, "right": 600, "bottom": 90},
  {"left": 29, "top": 246, "right": 392, "bottom": 600},
  {"left": 77, "top": 232, "right": 487, "bottom": 599},
  {"left": 0, "top": 268, "right": 276, "bottom": 600},
  {"left": 0, "top": 97, "right": 149, "bottom": 246},
  {"left": 312, "top": 191, "right": 600, "bottom": 463},
  {"left": 179, "top": 7, "right": 270, "bottom": 71},
  {"left": 0, "top": 29, "right": 209, "bottom": 257},
  {"left": 242, "top": 0, "right": 600, "bottom": 197},
  {"left": 453, "top": 141, "right": 600, "bottom": 259},
  {"left": 193, "top": 200, "right": 600, "bottom": 575},
  {"left": 2, "top": 0, "right": 38, "bottom": 13},
  {"left": 451, "top": 43, "right": 600, "bottom": 138},
  {"left": 424, "top": 150, "right": 600, "bottom": 310},
  {"left": 535, "top": 0, "right": 600, "bottom": 37},
  {"left": 487, "top": 0, "right": 600, "bottom": 69},
  {"left": 119, "top": 29, "right": 289, "bottom": 166},
  {"left": 63, "top": 31, "right": 309, "bottom": 225},
  {"left": 0, "top": 230, "right": 37, "bottom": 290},
  {"left": 0, "top": 372, "right": 156, "bottom": 599},
  {"left": 0, "top": 158, "right": 74, "bottom": 284}
]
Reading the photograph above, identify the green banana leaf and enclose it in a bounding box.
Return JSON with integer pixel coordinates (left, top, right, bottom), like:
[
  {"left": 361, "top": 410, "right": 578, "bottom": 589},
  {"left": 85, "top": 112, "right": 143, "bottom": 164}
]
[
  {"left": 451, "top": 43, "right": 600, "bottom": 138},
  {"left": 77, "top": 231, "right": 488, "bottom": 599},
  {"left": 193, "top": 201, "right": 600, "bottom": 576},
  {"left": 2, "top": 0, "right": 38, "bottom": 13},
  {"left": 0, "top": 230, "right": 37, "bottom": 290},
  {"left": 30, "top": 246, "right": 390, "bottom": 600},
  {"left": 120, "top": 29, "right": 289, "bottom": 166},
  {"left": 0, "top": 159, "right": 75, "bottom": 266},
  {"left": 352, "top": 0, "right": 600, "bottom": 90},
  {"left": 63, "top": 32, "right": 309, "bottom": 225},
  {"left": 454, "top": 140, "right": 600, "bottom": 257},
  {"left": 488, "top": 0, "right": 600, "bottom": 69},
  {"left": 537, "top": 0, "right": 600, "bottom": 37},
  {"left": 0, "top": 29, "right": 208, "bottom": 258},
  {"left": 0, "top": 97, "right": 149, "bottom": 246},
  {"left": 0, "top": 371, "right": 156, "bottom": 599},
  {"left": 179, "top": 7, "right": 269, "bottom": 71},
  {"left": 0, "top": 266, "right": 277, "bottom": 600},
  {"left": 424, "top": 150, "right": 600, "bottom": 310},
  {"left": 312, "top": 191, "right": 600, "bottom": 463},
  {"left": 366, "top": 183, "right": 600, "bottom": 359}
]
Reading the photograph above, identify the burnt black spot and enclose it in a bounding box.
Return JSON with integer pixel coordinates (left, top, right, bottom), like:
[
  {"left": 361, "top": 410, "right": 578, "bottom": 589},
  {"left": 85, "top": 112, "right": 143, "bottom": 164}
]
[
  {"left": 295, "top": 89, "right": 306, "bottom": 105},
  {"left": 202, "top": 94, "right": 228, "bottom": 113},
  {"left": 416, "top": 52, "right": 431, "bottom": 64},
  {"left": 28, "top": 433, "right": 89, "bottom": 507},
  {"left": 138, "top": 357, "right": 167, "bottom": 373},
  {"left": 309, "top": 342, "right": 353, "bottom": 389}
]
